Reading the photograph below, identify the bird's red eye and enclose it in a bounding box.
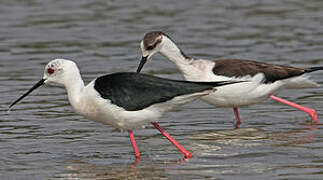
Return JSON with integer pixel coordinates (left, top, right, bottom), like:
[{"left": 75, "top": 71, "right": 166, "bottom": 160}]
[{"left": 47, "top": 68, "right": 55, "bottom": 74}]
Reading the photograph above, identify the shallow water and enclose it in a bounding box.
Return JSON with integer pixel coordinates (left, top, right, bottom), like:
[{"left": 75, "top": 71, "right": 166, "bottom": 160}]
[{"left": 1, "top": 0, "right": 323, "bottom": 179}]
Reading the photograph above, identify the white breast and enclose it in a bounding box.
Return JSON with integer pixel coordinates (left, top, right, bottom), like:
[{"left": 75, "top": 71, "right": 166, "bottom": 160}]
[{"left": 69, "top": 82, "right": 165, "bottom": 130}]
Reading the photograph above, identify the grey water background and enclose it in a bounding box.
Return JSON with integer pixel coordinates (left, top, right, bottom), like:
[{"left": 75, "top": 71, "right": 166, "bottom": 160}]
[{"left": 1, "top": 0, "right": 323, "bottom": 179}]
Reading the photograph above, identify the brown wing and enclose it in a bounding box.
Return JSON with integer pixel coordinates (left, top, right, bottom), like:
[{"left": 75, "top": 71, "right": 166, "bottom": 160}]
[{"left": 212, "top": 59, "right": 307, "bottom": 83}]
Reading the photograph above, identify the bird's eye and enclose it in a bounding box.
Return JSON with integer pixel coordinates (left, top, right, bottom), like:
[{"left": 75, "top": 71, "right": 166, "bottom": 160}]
[
  {"left": 47, "top": 68, "right": 55, "bottom": 74},
  {"left": 146, "top": 45, "right": 154, "bottom": 50}
]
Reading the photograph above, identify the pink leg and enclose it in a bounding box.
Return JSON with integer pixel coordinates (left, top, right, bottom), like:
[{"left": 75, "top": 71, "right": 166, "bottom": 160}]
[
  {"left": 128, "top": 130, "right": 141, "bottom": 161},
  {"left": 151, "top": 122, "right": 192, "bottom": 159},
  {"left": 270, "top": 95, "right": 318, "bottom": 123},
  {"left": 233, "top": 107, "right": 242, "bottom": 128}
]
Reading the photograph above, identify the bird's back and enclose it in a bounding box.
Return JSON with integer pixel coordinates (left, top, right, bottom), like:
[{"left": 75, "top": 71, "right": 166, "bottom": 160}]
[
  {"left": 94, "top": 72, "right": 228, "bottom": 111},
  {"left": 212, "top": 59, "right": 307, "bottom": 83}
]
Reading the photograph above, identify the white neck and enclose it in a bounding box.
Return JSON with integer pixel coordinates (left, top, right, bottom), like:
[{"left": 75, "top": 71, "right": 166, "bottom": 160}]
[
  {"left": 159, "top": 37, "right": 192, "bottom": 68},
  {"left": 64, "top": 70, "right": 85, "bottom": 111}
]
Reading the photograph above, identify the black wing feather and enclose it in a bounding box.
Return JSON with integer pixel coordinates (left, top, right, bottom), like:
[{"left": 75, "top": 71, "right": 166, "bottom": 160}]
[{"left": 94, "top": 72, "right": 233, "bottom": 111}]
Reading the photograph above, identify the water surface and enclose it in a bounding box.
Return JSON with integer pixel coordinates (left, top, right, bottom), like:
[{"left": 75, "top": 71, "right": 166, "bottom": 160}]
[{"left": 1, "top": 0, "right": 323, "bottom": 179}]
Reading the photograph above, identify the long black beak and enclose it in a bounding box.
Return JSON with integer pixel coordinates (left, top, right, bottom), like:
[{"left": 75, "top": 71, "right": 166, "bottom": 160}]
[
  {"left": 136, "top": 56, "right": 148, "bottom": 73},
  {"left": 9, "top": 79, "right": 45, "bottom": 109}
]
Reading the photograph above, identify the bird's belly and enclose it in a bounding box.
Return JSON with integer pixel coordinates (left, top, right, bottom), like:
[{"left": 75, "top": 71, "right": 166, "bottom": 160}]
[
  {"left": 200, "top": 82, "right": 282, "bottom": 107},
  {"left": 77, "top": 101, "right": 161, "bottom": 130},
  {"left": 75, "top": 87, "right": 162, "bottom": 130},
  {"left": 75, "top": 104, "right": 118, "bottom": 127},
  {"left": 201, "top": 91, "right": 266, "bottom": 107},
  {"left": 72, "top": 98, "right": 124, "bottom": 129},
  {"left": 182, "top": 70, "right": 285, "bottom": 107}
]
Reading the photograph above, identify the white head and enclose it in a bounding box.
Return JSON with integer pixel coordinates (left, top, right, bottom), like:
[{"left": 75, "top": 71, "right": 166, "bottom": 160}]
[
  {"left": 43, "top": 59, "right": 79, "bottom": 85},
  {"left": 9, "top": 59, "right": 80, "bottom": 109}
]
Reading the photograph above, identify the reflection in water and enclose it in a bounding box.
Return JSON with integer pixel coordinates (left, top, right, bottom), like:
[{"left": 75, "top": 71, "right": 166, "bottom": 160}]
[
  {"left": 44, "top": 122, "right": 321, "bottom": 179},
  {"left": 50, "top": 159, "right": 192, "bottom": 180},
  {"left": 272, "top": 122, "right": 318, "bottom": 147},
  {"left": 190, "top": 128, "right": 268, "bottom": 141},
  {"left": 189, "top": 124, "right": 318, "bottom": 151},
  {"left": 183, "top": 124, "right": 319, "bottom": 177},
  {"left": 189, "top": 128, "right": 268, "bottom": 156}
]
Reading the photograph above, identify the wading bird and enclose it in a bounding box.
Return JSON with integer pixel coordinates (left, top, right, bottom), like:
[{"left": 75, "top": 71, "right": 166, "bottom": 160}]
[
  {"left": 9, "top": 59, "right": 242, "bottom": 161},
  {"left": 137, "top": 31, "right": 322, "bottom": 126}
]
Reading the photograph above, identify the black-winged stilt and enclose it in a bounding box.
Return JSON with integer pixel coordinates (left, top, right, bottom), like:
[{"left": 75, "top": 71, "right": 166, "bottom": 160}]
[
  {"left": 137, "top": 31, "right": 322, "bottom": 126},
  {"left": 9, "top": 59, "right": 241, "bottom": 161}
]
